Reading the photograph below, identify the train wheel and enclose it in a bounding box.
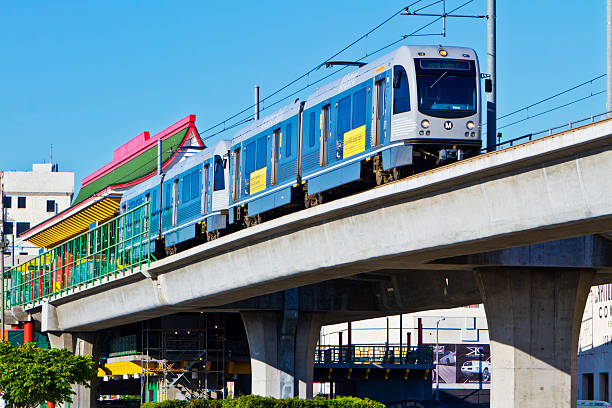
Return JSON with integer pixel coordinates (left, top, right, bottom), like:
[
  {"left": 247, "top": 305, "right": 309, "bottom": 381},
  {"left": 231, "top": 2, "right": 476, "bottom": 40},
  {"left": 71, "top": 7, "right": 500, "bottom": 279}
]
[
  {"left": 245, "top": 214, "right": 265, "bottom": 228},
  {"left": 304, "top": 192, "right": 324, "bottom": 208},
  {"left": 207, "top": 230, "right": 221, "bottom": 241},
  {"left": 375, "top": 169, "right": 385, "bottom": 186},
  {"left": 165, "top": 245, "right": 177, "bottom": 256}
]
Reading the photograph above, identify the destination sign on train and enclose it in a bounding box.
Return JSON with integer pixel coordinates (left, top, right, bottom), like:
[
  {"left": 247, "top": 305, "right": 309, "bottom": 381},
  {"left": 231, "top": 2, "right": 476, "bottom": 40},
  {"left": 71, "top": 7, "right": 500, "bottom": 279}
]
[{"left": 420, "top": 60, "right": 471, "bottom": 70}]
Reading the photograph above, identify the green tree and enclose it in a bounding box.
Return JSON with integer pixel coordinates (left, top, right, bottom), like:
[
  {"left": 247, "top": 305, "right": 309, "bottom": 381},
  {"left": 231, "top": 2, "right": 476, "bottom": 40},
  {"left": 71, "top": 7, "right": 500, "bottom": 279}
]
[{"left": 0, "top": 342, "right": 95, "bottom": 408}]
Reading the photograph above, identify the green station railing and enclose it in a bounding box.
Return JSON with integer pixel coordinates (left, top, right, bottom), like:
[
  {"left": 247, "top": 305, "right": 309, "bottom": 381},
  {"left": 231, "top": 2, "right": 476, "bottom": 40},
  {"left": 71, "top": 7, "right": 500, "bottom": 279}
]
[{"left": 4, "top": 202, "right": 152, "bottom": 309}]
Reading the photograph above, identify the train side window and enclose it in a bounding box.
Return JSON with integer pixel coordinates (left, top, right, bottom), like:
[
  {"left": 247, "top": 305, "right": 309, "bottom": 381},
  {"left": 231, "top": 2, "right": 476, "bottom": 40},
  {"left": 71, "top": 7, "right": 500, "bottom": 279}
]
[
  {"left": 352, "top": 88, "right": 366, "bottom": 128},
  {"left": 190, "top": 170, "right": 199, "bottom": 200},
  {"left": 164, "top": 182, "right": 171, "bottom": 209},
  {"left": 172, "top": 179, "right": 179, "bottom": 226},
  {"left": 246, "top": 141, "right": 256, "bottom": 175},
  {"left": 393, "top": 65, "right": 410, "bottom": 114},
  {"left": 182, "top": 174, "right": 191, "bottom": 203},
  {"left": 285, "top": 123, "right": 292, "bottom": 157},
  {"left": 308, "top": 112, "right": 316, "bottom": 147},
  {"left": 337, "top": 96, "right": 351, "bottom": 138},
  {"left": 256, "top": 136, "right": 267, "bottom": 170},
  {"left": 213, "top": 155, "right": 224, "bottom": 191}
]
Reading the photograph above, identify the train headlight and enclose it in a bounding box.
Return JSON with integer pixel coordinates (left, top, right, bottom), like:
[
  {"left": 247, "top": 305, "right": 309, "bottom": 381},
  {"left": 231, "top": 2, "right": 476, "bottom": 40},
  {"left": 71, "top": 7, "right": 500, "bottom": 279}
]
[
  {"left": 421, "top": 119, "right": 430, "bottom": 128},
  {"left": 439, "top": 49, "right": 448, "bottom": 57},
  {"left": 466, "top": 121, "right": 475, "bottom": 130}
]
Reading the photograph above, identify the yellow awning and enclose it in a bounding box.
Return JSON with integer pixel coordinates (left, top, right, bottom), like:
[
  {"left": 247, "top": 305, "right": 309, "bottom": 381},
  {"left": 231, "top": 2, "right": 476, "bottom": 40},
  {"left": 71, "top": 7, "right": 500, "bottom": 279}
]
[
  {"left": 98, "top": 360, "right": 159, "bottom": 377},
  {"left": 23, "top": 193, "right": 122, "bottom": 249}
]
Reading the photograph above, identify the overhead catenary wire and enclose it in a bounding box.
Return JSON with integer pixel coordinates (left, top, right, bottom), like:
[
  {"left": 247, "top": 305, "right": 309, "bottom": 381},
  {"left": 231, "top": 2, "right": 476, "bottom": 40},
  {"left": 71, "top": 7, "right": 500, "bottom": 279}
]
[
  {"left": 496, "top": 74, "right": 606, "bottom": 122},
  {"left": 496, "top": 90, "right": 606, "bottom": 131},
  {"left": 198, "top": 3, "right": 422, "bottom": 137},
  {"left": 481, "top": 73, "right": 606, "bottom": 134},
  {"left": 200, "top": 0, "right": 477, "bottom": 143}
]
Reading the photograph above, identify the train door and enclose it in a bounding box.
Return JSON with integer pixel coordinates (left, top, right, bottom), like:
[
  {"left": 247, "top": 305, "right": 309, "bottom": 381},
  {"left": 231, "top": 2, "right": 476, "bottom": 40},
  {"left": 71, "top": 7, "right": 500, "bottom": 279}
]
[
  {"left": 374, "top": 79, "right": 386, "bottom": 146},
  {"left": 202, "top": 163, "right": 210, "bottom": 213},
  {"left": 172, "top": 179, "right": 179, "bottom": 226},
  {"left": 232, "top": 148, "right": 240, "bottom": 201},
  {"left": 320, "top": 104, "right": 330, "bottom": 166},
  {"left": 271, "top": 128, "right": 280, "bottom": 185}
]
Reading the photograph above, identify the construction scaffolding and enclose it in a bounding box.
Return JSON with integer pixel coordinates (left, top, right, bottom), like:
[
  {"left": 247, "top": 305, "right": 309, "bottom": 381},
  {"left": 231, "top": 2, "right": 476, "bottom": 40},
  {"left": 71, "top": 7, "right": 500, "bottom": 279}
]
[{"left": 140, "top": 313, "right": 227, "bottom": 402}]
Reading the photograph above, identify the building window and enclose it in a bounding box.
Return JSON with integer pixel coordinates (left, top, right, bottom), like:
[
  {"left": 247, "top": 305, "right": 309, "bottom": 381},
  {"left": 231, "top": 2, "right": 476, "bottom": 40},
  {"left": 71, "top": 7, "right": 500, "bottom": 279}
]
[
  {"left": 2, "top": 196, "right": 11, "bottom": 209},
  {"left": 46, "top": 200, "right": 56, "bottom": 213},
  {"left": 17, "top": 197, "right": 26, "bottom": 208},
  {"left": 16, "top": 222, "right": 30, "bottom": 237},
  {"left": 3, "top": 222, "right": 13, "bottom": 235},
  {"left": 582, "top": 373, "right": 594, "bottom": 400}
]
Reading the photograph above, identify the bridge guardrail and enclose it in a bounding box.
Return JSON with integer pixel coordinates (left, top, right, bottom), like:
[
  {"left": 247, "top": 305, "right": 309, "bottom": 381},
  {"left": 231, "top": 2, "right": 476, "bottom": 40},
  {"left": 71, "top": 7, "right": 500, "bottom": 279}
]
[
  {"left": 4, "top": 202, "right": 152, "bottom": 309},
  {"left": 315, "top": 344, "right": 433, "bottom": 365},
  {"left": 486, "top": 110, "right": 612, "bottom": 151}
]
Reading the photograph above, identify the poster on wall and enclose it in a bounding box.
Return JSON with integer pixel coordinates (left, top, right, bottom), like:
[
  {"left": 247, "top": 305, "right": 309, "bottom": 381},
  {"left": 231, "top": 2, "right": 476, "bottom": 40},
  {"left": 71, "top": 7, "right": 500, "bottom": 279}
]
[
  {"left": 432, "top": 343, "right": 491, "bottom": 387},
  {"left": 433, "top": 344, "right": 457, "bottom": 384},
  {"left": 455, "top": 344, "right": 490, "bottom": 384}
]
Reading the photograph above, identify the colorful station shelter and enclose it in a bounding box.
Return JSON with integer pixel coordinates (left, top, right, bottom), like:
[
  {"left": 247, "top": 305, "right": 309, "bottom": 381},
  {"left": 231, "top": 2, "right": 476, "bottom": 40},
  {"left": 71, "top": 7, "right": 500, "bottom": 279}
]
[{"left": 20, "top": 114, "right": 204, "bottom": 250}]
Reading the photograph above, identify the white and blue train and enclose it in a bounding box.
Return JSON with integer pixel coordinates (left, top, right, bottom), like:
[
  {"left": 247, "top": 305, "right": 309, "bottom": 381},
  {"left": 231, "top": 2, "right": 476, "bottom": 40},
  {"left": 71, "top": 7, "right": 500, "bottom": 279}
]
[{"left": 122, "top": 45, "right": 482, "bottom": 253}]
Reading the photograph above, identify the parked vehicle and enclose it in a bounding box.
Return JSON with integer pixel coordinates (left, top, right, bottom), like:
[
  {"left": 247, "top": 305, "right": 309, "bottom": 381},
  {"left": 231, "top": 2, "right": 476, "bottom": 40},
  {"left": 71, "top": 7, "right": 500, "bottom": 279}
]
[{"left": 460, "top": 360, "right": 490, "bottom": 381}]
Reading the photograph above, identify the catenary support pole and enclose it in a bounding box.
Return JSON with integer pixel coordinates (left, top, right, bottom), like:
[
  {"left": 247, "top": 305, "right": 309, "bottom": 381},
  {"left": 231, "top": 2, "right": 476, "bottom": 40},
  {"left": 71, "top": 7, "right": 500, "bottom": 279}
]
[
  {"left": 486, "top": 0, "right": 496, "bottom": 151},
  {"left": 0, "top": 172, "right": 4, "bottom": 342},
  {"left": 254, "top": 86, "right": 260, "bottom": 120},
  {"left": 157, "top": 139, "right": 162, "bottom": 175},
  {"left": 607, "top": 0, "right": 612, "bottom": 113}
]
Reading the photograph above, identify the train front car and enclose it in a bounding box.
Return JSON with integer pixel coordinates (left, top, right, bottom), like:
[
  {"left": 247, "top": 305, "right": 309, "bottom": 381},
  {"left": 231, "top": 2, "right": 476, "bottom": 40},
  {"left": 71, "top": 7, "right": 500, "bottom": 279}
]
[{"left": 389, "top": 45, "right": 481, "bottom": 168}]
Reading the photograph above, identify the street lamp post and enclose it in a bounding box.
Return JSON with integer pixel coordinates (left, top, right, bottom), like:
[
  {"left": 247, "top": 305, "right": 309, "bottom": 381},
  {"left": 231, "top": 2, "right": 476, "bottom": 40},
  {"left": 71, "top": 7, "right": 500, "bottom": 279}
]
[{"left": 435, "top": 316, "right": 446, "bottom": 400}]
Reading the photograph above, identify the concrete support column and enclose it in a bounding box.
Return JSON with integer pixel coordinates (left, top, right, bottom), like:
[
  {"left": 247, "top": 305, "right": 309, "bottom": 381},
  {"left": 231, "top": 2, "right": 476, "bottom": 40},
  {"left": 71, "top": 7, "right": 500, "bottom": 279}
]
[
  {"left": 475, "top": 268, "right": 594, "bottom": 408},
  {"left": 242, "top": 311, "right": 323, "bottom": 399},
  {"left": 48, "top": 332, "right": 102, "bottom": 408}
]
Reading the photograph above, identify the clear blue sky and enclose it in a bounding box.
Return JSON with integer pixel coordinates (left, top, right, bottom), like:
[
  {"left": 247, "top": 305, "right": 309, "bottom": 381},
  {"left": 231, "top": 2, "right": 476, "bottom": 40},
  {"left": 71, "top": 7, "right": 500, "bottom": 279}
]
[{"left": 1, "top": 1, "right": 606, "bottom": 197}]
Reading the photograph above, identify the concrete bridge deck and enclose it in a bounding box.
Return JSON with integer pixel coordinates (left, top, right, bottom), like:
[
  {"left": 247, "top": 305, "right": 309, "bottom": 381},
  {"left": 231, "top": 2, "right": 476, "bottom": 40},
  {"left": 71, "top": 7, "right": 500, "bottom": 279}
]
[{"left": 37, "top": 117, "right": 612, "bottom": 332}]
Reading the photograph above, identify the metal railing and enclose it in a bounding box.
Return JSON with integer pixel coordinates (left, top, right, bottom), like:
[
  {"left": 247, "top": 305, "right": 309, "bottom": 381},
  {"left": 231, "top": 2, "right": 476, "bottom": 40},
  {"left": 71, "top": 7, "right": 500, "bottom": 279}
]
[
  {"left": 4, "top": 202, "right": 152, "bottom": 309},
  {"left": 486, "top": 110, "right": 612, "bottom": 151},
  {"left": 315, "top": 344, "right": 434, "bottom": 365}
]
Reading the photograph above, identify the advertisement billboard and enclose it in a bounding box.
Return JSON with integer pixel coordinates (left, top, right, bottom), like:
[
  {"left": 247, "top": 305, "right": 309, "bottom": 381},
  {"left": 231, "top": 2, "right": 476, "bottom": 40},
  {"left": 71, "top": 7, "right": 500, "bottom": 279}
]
[{"left": 432, "top": 343, "right": 491, "bottom": 387}]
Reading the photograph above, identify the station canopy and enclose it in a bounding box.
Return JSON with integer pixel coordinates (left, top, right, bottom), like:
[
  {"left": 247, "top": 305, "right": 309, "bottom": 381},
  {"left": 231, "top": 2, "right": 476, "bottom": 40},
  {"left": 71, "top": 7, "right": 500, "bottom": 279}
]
[{"left": 20, "top": 115, "right": 204, "bottom": 249}]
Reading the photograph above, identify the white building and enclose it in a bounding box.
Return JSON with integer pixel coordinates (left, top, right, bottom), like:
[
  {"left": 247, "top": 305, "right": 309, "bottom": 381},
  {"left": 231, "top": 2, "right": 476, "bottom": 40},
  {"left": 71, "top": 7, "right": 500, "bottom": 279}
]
[
  {"left": 1, "top": 163, "right": 74, "bottom": 266},
  {"left": 578, "top": 283, "right": 612, "bottom": 402}
]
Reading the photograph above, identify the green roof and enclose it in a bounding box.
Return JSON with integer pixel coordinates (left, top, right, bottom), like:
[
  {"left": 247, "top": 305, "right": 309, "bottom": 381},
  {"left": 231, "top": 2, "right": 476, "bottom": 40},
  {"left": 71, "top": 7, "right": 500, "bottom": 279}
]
[{"left": 73, "top": 128, "right": 189, "bottom": 205}]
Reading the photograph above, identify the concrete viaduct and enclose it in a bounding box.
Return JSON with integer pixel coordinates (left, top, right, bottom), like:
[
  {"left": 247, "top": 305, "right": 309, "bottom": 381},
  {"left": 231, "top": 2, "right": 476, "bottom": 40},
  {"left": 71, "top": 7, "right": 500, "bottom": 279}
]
[{"left": 21, "top": 118, "right": 612, "bottom": 408}]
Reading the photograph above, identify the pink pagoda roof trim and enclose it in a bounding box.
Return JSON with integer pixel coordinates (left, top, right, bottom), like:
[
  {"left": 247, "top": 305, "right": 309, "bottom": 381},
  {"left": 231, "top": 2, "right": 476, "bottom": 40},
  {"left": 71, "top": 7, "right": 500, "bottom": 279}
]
[{"left": 81, "top": 114, "right": 198, "bottom": 188}]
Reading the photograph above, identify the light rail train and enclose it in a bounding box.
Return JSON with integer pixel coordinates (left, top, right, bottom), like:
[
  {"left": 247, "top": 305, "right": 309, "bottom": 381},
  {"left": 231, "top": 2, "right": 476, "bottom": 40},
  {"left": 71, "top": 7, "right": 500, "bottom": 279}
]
[{"left": 121, "top": 45, "right": 482, "bottom": 254}]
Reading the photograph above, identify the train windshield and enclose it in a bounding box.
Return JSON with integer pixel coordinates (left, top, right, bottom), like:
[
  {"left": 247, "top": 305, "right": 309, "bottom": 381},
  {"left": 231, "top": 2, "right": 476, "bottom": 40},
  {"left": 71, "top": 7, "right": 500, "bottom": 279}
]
[{"left": 415, "top": 58, "right": 477, "bottom": 118}]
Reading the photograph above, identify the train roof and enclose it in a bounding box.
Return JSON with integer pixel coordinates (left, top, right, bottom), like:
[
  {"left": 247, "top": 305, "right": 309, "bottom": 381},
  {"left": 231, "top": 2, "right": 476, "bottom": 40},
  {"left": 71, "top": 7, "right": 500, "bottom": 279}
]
[
  {"left": 230, "top": 45, "right": 477, "bottom": 146},
  {"left": 121, "top": 139, "right": 231, "bottom": 204}
]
